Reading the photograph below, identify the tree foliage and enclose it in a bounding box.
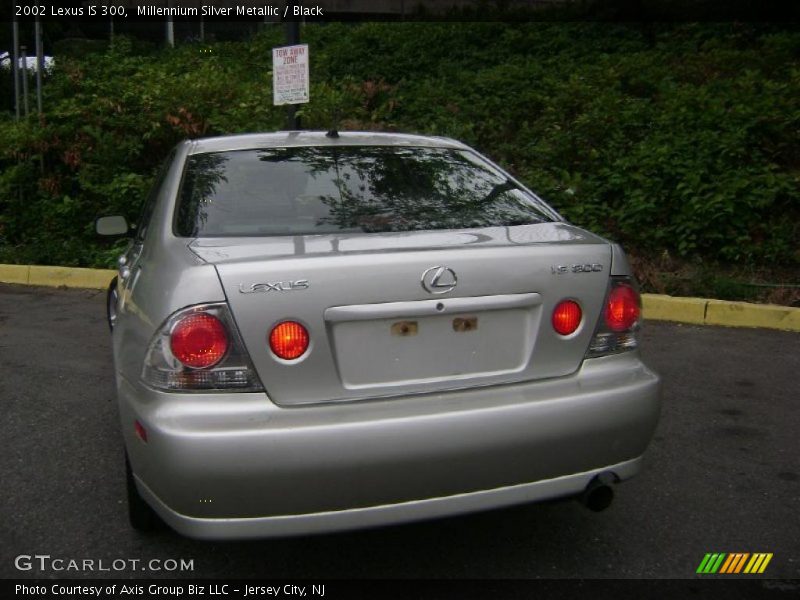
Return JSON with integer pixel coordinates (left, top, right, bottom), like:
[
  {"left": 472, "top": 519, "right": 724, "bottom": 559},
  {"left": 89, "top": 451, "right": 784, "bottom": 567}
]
[{"left": 0, "top": 23, "right": 797, "bottom": 268}]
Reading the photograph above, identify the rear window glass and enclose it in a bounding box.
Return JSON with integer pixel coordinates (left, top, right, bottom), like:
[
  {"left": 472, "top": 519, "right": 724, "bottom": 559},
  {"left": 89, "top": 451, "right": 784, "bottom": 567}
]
[{"left": 175, "top": 146, "right": 555, "bottom": 237}]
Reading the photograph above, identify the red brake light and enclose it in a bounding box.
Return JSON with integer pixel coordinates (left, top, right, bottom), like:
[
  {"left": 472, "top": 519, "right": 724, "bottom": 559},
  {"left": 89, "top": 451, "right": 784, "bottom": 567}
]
[
  {"left": 552, "top": 300, "right": 582, "bottom": 336},
  {"left": 605, "top": 284, "right": 640, "bottom": 332},
  {"left": 269, "top": 321, "right": 309, "bottom": 360},
  {"left": 170, "top": 313, "right": 229, "bottom": 368}
]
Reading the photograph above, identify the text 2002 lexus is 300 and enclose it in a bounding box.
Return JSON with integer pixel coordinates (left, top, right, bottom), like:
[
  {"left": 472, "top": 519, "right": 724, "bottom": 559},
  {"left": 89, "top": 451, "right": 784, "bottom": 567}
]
[{"left": 97, "top": 131, "right": 661, "bottom": 539}]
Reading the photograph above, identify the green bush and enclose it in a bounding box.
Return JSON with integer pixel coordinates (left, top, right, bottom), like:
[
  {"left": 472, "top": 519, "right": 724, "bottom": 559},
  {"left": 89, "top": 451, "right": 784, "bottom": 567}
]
[{"left": 0, "top": 23, "right": 797, "bottom": 269}]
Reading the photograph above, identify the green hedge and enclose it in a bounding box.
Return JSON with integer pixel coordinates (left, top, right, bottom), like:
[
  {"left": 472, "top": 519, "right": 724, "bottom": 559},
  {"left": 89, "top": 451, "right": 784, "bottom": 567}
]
[{"left": 0, "top": 23, "right": 798, "bottom": 269}]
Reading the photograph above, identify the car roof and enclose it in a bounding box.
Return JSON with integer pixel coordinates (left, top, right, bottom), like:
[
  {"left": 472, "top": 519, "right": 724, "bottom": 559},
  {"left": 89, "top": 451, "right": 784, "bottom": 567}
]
[{"left": 187, "top": 131, "right": 470, "bottom": 155}]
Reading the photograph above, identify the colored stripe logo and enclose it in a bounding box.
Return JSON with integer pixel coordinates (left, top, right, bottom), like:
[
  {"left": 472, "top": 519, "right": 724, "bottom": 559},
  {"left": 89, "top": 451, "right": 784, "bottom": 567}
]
[{"left": 696, "top": 553, "right": 773, "bottom": 574}]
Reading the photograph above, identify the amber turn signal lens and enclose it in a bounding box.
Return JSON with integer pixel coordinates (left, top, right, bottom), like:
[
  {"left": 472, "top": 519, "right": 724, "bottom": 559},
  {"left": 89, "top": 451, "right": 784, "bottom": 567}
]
[
  {"left": 552, "top": 300, "right": 582, "bottom": 336},
  {"left": 269, "top": 321, "right": 310, "bottom": 360}
]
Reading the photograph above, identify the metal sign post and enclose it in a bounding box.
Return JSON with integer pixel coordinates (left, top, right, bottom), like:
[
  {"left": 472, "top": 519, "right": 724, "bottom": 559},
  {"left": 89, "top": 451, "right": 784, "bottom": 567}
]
[
  {"left": 20, "top": 45, "right": 29, "bottom": 117},
  {"left": 35, "top": 17, "right": 43, "bottom": 115},
  {"left": 166, "top": 0, "right": 175, "bottom": 47},
  {"left": 12, "top": 19, "right": 20, "bottom": 120}
]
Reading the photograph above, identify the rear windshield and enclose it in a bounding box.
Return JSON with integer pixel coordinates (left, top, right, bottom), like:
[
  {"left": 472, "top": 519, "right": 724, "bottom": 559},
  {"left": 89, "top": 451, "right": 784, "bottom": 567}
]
[{"left": 175, "top": 146, "right": 555, "bottom": 237}]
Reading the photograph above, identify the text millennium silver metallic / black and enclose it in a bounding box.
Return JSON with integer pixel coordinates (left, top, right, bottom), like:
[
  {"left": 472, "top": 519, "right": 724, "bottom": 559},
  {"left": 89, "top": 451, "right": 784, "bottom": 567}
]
[{"left": 137, "top": 5, "right": 323, "bottom": 17}]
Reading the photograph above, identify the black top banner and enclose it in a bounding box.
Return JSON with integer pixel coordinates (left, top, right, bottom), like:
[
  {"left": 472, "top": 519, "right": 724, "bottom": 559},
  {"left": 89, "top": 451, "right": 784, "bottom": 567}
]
[{"left": 5, "top": 0, "right": 800, "bottom": 22}]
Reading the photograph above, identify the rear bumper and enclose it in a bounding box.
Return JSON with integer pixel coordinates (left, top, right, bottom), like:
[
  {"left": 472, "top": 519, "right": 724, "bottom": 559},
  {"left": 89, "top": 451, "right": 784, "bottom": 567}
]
[
  {"left": 118, "top": 352, "right": 661, "bottom": 539},
  {"left": 136, "top": 457, "right": 642, "bottom": 540}
]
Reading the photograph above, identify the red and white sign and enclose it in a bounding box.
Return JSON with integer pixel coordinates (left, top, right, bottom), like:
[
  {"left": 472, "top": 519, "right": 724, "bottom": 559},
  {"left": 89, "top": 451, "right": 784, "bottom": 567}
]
[{"left": 272, "top": 44, "right": 309, "bottom": 106}]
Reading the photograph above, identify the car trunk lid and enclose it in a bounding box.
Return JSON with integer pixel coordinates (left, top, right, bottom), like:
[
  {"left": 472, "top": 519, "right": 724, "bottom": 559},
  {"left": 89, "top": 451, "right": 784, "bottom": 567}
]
[{"left": 191, "top": 223, "right": 611, "bottom": 406}]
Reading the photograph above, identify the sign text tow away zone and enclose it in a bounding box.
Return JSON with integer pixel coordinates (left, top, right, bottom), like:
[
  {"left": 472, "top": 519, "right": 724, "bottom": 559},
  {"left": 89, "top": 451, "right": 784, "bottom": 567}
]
[{"left": 272, "top": 44, "right": 310, "bottom": 106}]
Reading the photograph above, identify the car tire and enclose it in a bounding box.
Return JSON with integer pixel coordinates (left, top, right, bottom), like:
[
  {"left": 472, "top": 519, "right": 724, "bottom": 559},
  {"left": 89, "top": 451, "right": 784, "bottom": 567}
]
[
  {"left": 107, "top": 276, "right": 119, "bottom": 332},
  {"left": 125, "top": 453, "right": 164, "bottom": 532}
]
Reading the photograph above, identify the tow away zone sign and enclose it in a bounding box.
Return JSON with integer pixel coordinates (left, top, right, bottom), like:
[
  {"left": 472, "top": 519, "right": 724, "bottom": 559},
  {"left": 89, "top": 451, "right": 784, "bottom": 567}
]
[{"left": 272, "top": 44, "right": 309, "bottom": 106}]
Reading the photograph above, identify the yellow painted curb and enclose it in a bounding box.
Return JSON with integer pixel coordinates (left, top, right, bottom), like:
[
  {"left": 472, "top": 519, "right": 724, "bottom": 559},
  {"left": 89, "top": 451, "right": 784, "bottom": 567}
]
[
  {"left": 0, "top": 264, "right": 30, "bottom": 285},
  {"left": 0, "top": 264, "right": 116, "bottom": 290},
  {"left": 641, "top": 294, "right": 707, "bottom": 325},
  {"left": 28, "top": 266, "right": 116, "bottom": 289},
  {"left": 705, "top": 298, "right": 800, "bottom": 331},
  {"left": 0, "top": 264, "right": 798, "bottom": 331},
  {"left": 641, "top": 293, "right": 800, "bottom": 332}
]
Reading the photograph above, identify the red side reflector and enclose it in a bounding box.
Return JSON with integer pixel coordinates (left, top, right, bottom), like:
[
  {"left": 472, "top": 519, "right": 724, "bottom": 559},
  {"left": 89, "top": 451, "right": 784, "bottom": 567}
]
[
  {"left": 134, "top": 420, "right": 148, "bottom": 443},
  {"left": 605, "top": 284, "right": 640, "bottom": 332},
  {"left": 170, "top": 313, "right": 229, "bottom": 369},
  {"left": 269, "top": 321, "right": 310, "bottom": 360},
  {"left": 552, "top": 300, "right": 582, "bottom": 336}
]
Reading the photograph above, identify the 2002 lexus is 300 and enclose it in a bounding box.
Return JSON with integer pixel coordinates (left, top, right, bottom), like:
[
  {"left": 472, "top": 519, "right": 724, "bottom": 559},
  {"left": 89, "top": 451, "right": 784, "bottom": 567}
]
[{"left": 96, "top": 131, "right": 661, "bottom": 539}]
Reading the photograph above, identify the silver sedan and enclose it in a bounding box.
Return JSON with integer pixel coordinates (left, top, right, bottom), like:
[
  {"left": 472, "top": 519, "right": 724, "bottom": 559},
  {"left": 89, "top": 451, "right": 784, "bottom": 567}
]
[{"left": 97, "top": 131, "right": 661, "bottom": 539}]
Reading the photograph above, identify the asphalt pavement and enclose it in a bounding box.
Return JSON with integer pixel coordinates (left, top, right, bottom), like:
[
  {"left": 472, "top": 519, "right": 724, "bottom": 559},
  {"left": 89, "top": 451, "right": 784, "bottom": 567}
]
[{"left": 1, "top": 283, "right": 798, "bottom": 579}]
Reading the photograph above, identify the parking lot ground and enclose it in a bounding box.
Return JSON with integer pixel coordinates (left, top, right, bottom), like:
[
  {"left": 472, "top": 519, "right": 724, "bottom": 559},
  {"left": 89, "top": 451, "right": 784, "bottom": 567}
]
[{"left": 0, "top": 283, "right": 798, "bottom": 579}]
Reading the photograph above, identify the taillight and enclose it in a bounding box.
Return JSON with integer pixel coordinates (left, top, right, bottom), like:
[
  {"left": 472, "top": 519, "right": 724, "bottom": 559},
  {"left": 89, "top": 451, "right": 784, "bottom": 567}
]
[
  {"left": 605, "top": 283, "right": 640, "bottom": 332},
  {"left": 141, "top": 303, "right": 264, "bottom": 392},
  {"left": 586, "top": 277, "right": 642, "bottom": 358},
  {"left": 552, "top": 300, "right": 582, "bottom": 336},
  {"left": 170, "top": 313, "right": 228, "bottom": 368},
  {"left": 269, "top": 321, "right": 309, "bottom": 360}
]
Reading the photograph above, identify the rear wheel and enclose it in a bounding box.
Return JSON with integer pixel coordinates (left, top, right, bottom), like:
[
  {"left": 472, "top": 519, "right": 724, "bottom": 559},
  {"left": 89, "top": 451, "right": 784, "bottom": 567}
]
[
  {"left": 107, "top": 276, "right": 119, "bottom": 331},
  {"left": 125, "top": 453, "right": 164, "bottom": 532}
]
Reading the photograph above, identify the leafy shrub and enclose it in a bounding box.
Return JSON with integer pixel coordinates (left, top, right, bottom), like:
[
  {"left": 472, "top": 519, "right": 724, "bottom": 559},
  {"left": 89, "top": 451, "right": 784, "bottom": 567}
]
[{"left": 0, "top": 23, "right": 797, "bottom": 270}]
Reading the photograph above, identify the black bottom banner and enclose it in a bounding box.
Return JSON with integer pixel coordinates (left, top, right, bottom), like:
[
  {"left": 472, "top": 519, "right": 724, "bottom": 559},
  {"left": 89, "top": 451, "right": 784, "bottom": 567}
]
[{"left": 5, "top": 579, "right": 799, "bottom": 600}]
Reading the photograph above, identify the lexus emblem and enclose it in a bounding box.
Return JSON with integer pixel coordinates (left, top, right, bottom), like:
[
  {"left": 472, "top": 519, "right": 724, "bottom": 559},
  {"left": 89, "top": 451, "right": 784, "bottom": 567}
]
[{"left": 421, "top": 266, "right": 458, "bottom": 294}]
